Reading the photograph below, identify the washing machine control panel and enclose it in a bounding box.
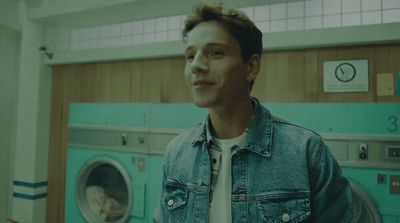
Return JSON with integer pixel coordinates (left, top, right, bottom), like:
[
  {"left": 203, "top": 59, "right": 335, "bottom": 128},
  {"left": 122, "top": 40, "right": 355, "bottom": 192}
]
[
  {"left": 322, "top": 134, "right": 400, "bottom": 170},
  {"left": 386, "top": 146, "right": 400, "bottom": 160}
]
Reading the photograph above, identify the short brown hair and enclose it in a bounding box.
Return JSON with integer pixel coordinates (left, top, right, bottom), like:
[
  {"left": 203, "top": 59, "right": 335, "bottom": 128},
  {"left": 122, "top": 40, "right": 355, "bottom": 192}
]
[{"left": 182, "top": 3, "right": 263, "bottom": 63}]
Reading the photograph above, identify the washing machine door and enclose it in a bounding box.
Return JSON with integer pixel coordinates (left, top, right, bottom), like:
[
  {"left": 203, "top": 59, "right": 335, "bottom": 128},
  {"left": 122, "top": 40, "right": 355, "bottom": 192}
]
[
  {"left": 350, "top": 181, "right": 382, "bottom": 223},
  {"left": 77, "top": 157, "right": 132, "bottom": 223}
]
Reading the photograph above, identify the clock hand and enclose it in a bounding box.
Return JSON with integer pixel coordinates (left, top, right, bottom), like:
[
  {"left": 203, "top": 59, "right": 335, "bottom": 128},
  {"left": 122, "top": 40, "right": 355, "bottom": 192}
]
[{"left": 340, "top": 67, "right": 344, "bottom": 75}]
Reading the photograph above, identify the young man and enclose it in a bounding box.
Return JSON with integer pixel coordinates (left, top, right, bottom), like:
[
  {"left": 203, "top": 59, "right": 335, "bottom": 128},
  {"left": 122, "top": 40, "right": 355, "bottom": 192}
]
[{"left": 154, "top": 3, "right": 352, "bottom": 223}]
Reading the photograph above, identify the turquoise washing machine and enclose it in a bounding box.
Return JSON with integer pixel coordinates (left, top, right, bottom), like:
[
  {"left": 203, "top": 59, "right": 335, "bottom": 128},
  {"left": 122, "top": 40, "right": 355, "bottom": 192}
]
[
  {"left": 65, "top": 127, "right": 149, "bottom": 223},
  {"left": 64, "top": 103, "right": 203, "bottom": 223},
  {"left": 65, "top": 104, "right": 152, "bottom": 223},
  {"left": 65, "top": 125, "right": 182, "bottom": 223}
]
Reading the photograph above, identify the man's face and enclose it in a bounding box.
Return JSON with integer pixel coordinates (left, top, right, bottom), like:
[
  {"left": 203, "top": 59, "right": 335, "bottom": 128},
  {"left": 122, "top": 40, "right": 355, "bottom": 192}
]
[{"left": 184, "top": 21, "right": 253, "bottom": 108}]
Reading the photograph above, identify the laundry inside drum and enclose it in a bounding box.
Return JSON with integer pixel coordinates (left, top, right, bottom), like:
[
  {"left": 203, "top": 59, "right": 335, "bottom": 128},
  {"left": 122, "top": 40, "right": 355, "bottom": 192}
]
[{"left": 85, "top": 163, "right": 129, "bottom": 222}]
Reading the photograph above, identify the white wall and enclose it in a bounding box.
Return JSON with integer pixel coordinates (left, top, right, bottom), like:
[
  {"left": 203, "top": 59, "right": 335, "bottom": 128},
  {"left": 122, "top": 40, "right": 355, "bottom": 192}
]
[
  {"left": 0, "top": 0, "right": 20, "bottom": 31},
  {"left": 0, "top": 26, "right": 21, "bottom": 222}
]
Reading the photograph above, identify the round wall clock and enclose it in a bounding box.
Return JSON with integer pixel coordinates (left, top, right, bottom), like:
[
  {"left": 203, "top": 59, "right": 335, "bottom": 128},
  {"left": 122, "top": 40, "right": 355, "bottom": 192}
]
[{"left": 335, "top": 62, "right": 356, "bottom": 82}]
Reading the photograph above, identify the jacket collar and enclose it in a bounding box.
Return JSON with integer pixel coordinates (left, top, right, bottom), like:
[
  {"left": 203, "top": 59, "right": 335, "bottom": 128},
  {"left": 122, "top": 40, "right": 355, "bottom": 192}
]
[{"left": 191, "top": 97, "right": 273, "bottom": 158}]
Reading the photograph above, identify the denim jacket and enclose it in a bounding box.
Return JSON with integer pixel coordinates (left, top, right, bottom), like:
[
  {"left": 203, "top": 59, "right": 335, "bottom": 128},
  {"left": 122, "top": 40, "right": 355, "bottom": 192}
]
[{"left": 154, "top": 98, "right": 352, "bottom": 223}]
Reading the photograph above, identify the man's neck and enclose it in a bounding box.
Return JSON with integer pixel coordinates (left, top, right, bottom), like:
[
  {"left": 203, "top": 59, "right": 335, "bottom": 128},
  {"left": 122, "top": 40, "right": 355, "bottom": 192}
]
[{"left": 208, "top": 98, "right": 254, "bottom": 139}]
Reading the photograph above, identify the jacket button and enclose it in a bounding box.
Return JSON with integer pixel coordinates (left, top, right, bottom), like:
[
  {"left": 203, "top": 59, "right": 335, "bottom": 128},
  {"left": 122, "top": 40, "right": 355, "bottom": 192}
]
[
  {"left": 282, "top": 213, "right": 290, "bottom": 222},
  {"left": 167, "top": 199, "right": 174, "bottom": 207}
]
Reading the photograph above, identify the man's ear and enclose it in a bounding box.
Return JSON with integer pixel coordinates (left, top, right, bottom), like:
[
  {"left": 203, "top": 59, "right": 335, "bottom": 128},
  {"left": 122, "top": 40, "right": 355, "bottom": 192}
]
[{"left": 246, "top": 54, "right": 261, "bottom": 82}]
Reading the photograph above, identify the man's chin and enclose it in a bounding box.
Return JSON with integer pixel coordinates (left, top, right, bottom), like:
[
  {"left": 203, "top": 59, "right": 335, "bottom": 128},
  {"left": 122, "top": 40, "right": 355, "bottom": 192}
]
[{"left": 192, "top": 98, "right": 213, "bottom": 108}]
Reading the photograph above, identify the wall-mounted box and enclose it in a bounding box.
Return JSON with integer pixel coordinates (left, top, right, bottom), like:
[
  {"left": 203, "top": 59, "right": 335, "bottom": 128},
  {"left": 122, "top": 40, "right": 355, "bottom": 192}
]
[{"left": 377, "top": 73, "right": 394, "bottom": 96}]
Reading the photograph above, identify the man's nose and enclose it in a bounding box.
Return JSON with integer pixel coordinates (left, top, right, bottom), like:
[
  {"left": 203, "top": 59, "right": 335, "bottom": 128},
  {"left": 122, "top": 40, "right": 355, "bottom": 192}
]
[{"left": 190, "top": 53, "right": 208, "bottom": 74}]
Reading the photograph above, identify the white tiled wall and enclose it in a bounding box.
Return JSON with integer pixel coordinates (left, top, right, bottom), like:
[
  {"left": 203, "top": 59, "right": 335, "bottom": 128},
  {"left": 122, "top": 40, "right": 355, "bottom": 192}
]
[{"left": 68, "top": 0, "right": 400, "bottom": 51}]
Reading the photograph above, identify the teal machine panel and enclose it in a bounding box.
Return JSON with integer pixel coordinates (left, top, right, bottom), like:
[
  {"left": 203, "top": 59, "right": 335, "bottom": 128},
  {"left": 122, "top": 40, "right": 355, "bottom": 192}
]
[
  {"left": 69, "top": 102, "right": 400, "bottom": 135},
  {"left": 69, "top": 103, "right": 150, "bottom": 127},
  {"left": 265, "top": 103, "right": 400, "bottom": 135}
]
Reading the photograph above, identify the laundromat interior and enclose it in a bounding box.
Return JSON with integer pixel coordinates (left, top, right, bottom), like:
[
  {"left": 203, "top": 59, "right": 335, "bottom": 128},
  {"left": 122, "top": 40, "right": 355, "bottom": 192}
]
[{"left": 1, "top": 0, "right": 400, "bottom": 222}]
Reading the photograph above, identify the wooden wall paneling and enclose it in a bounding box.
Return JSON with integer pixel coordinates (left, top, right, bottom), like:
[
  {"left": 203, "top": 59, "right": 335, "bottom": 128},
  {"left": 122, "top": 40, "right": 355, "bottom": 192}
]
[
  {"left": 46, "top": 67, "right": 62, "bottom": 223},
  {"left": 47, "top": 65, "right": 80, "bottom": 223},
  {"left": 95, "top": 62, "right": 131, "bottom": 102},
  {"left": 264, "top": 52, "right": 280, "bottom": 102},
  {"left": 287, "top": 51, "right": 306, "bottom": 102},
  {"left": 77, "top": 63, "right": 97, "bottom": 102},
  {"left": 129, "top": 61, "right": 144, "bottom": 102},
  {"left": 252, "top": 53, "right": 268, "bottom": 102},
  {"left": 317, "top": 48, "right": 341, "bottom": 102},
  {"left": 276, "top": 52, "right": 290, "bottom": 102},
  {"left": 365, "top": 46, "right": 378, "bottom": 102},
  {"left": 160, "top": 57, "right": 191, "bottom": 103},
  {"left": 304, "top": 50, "right": 319, "bottom": 102},
  {"left": 141, "top": 59, "right": 163, "bottom": 102}
]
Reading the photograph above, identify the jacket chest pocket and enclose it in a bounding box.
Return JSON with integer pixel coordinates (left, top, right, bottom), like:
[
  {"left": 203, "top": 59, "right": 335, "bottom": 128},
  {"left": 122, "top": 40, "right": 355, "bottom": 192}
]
[
  {"left": 163, "top": 182, "right": 188, "bottom": 223},
  {"left": 256, "top": 195, "right": 311, "bottom": 223}
]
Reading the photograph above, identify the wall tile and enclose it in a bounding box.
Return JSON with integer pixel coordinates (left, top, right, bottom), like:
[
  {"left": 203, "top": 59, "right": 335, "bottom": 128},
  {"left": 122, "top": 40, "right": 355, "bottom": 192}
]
[
  {"left": 362, "top": 0, "right": 381, "bottom": 11},
  {"left": 168, "top": 30, "right": 180, "bottom": 41},
  {"left": 99, "top": 38, "right": 110, "bottom": 48},
  {"left": 254, "top": 5, "right": 270, "bottom": 21},
  {"left": 100, "top": 25, "right": 111, "bottom": 39},
  {"left": 155, "top": 31, "right": 168, "bottom": 42},
  {"left": 131, "top": 34, "right": 144, "bottom": 44},
  {"left": 79, "top": 40, "right": 89, "bottom": 49},
  {"left": 120, "top": 36, "right": 130, "bottom": 46},
  {"left": 88, "top": 39, "right": 100, "bottom": 49},
  {"left": 121, "top": 22, "right": 132, "bottom": 36},
  {"left": 79, "top": 28, "right": 90, "bottom": 40},
  {"left": 306, "top": 0, "right": 323, "bottom": 16},
  {"left": 342, "top": 0, "right": 361, "bottom": 13},
  {"left": 71, "top": 29, "right": 79, "bottom": 42},
  {"left": 305, "top": 16, "right": 323, "bottom": 29},
  {"left": 181, "top": 15, "right": 188, "bottom": 29},
  {"left": 383, "top": 8, "right": 400, "bottom": 22},
  {"left": 271, "top": 3, "right": 287, "bottom": 20},
  {"left": 143, "top": 32, "right": 155, "bottom": 43},
  {"left": 110, "top": 23, "right": 121, "bottom": 37},
  {"left": 109, "top": 36, "right": 121, "bottom": 47},
  {"left": 270, "top": 20, "right": 286, "bottom": 32},
  {"left": 240, "top": 7, "right": 254, "bottom": 20},
  {"left": 168, "top": 16, "right": 181, "bottom": 30},
  {"left": 288, "top": 1, "right": 304, "bottom": 18},
  {"left": 90, "top": 27, "right": 100, "bottom": 40},
  {"left": 255, "top": 21, "right": 270, "bottom": 33},
  {"left": 132, "top": 21, "right": 144, "bottom": 34},
  {"left": 323, "top": 14, "right": 341, "bottom": 27},
  {"left": 323, "top": 0, "right": 341, "bottom": 15},
  {"left": 382, "top": 0, "right": 400, "bottom": 9},
  {"left": 342, "top": 13, "right": 361, "bottom": 26},
  {"left": 144, "top": 19, "right": 156, "bottom": 33},
  {"left": 156, "top": 18, "right": 168, "bottom": 32},
  {"left": 362, "top": 10, "right": 382, "bottom": 24},
  {"left": 287, "top": 18, "right": 305, "bottom": 30},
  {"left": 70, "top": 41, "right": 79, "bottom": 50}
]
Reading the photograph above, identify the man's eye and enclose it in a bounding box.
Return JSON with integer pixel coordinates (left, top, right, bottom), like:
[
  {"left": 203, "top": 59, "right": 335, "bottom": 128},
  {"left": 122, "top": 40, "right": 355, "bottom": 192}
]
[
  {"left": 210, "top": 50, "right": 224, "bottom": 57},
  {"left": 185, "top": 54, "right": 195, "bottom": 61}
]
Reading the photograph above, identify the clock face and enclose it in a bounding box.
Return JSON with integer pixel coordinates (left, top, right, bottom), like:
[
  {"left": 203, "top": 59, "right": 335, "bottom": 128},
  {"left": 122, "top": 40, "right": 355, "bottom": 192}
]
[{"left": 335, "top": 63, "right": 356, "bottom": 82}]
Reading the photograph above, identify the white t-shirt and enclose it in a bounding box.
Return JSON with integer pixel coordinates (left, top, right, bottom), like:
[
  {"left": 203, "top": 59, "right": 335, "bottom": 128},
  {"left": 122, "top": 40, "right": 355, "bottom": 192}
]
[{"left": 208, "top": 133, "right": 246, "bottom": 223}]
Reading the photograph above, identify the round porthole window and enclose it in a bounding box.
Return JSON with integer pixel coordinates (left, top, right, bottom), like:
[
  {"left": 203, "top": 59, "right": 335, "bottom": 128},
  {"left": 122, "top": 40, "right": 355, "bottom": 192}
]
[{"left": 77, "top": 157, "right": 132, "bottom": 223}]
